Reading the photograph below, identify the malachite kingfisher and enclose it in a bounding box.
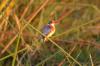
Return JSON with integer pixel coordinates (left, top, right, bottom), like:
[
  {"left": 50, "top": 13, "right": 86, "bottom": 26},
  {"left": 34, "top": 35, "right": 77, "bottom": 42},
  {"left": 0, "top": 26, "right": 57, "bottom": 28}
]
[
  {"left": 40, "top": 9, "right": 74, "bottom": 42},
  {"left": 41, "top": 20, "right": 57, "bottom": 42}
]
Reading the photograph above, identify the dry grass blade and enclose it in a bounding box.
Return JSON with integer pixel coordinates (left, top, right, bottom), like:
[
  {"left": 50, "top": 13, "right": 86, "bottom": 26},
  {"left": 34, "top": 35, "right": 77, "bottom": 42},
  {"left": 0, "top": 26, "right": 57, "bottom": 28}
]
[
  {"left": 12, "top": 35, "right": 20, "bottom": 66},
  {"left": 36, "top": 50, "right": 61, "bottom": 66},
  {"left": 20, "top": 0, "right": 34, "bottom": 20},
  {"left": 89, "top": 53, "right": 94, "bottom": 66},
  {"left": 4, "top": 0, "right": 15, "bottom": 17},
  {"left": 0, "top": 47, "right": 27, "bottom": 61},
  {"left": 57, "top": 44, "right": 77, "bottom": 66},
  {"left": 0, "top": 35, "right": 18, "bottom": 56},
  {"left": 0, "top": 0, "right": 9, "bottom": 12},
  {"left": 0, "top": 17, "right": 8, "bottom": 30},
  {"left": 27, "top": 0, "right": 49, "bottom": 23},
  {"left": 56, "top": 9, "right": 75, "bottom": 23},
  {"left": 58, "top": 59, "right": 65, "bottom": 66},
  {"left": 0, "top": 31, "right": 15, "bottom": 54},
  {"left": 0, "top": 43, "right": 11, "bottom": 54},
  {"left": 14, "top": 14, "right": 21, "bottom": 31},
  {"left": 0, "top": 20, "right": 5, "bottom": 30},
  {"left": 0, "top": 0, "right": 15, "bottom": 30}
]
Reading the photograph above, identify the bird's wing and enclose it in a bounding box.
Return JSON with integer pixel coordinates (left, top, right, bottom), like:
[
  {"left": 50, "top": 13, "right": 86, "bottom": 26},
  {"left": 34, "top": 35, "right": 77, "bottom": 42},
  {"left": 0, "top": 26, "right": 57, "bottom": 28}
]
[{"left": 42, "top": 25, "right": 51, "bottom": 36}]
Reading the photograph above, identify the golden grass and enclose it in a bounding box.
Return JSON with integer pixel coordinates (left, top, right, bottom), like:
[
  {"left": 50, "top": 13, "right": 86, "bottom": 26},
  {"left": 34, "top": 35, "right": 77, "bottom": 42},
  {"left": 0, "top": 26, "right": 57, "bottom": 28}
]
[{"left": 0, "top": 0, "right": 100, "bottom": 66}]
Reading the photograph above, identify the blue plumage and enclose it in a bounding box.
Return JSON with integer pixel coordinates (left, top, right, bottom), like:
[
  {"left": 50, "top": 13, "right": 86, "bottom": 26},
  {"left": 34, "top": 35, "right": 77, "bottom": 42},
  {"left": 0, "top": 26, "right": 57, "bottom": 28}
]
[{"left": 42, "top": 24, "right": 51, "bottom": 36}]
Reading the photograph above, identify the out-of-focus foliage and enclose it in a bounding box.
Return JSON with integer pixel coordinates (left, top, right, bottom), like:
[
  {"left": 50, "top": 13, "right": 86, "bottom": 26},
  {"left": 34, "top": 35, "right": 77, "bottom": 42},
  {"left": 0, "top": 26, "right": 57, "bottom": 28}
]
[{"left": 0, "top": 0, "right": 100, "bottom": 66}]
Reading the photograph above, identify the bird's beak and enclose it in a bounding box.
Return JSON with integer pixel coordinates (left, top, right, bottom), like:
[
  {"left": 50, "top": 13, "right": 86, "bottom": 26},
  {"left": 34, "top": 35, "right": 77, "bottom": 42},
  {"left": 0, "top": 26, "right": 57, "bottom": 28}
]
[
  {"left": 52, "top": 20, "right": 59, "bottom": 24},
  {"left": 54, "top": 21, "right": 59, "bottom": 24}
]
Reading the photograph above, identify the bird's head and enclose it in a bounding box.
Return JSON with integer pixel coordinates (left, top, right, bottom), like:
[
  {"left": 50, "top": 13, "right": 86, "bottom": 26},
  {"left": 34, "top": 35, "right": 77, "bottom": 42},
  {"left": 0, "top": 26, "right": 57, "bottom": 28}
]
[{"left": 48, "top": 20, "right": 58, "bottom": 25}]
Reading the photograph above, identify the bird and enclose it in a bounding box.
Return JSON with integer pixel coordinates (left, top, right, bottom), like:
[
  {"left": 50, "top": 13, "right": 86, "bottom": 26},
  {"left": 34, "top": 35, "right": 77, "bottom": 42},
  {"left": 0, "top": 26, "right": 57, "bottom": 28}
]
[{"left": 41, "top": 20, "right": 57, "bottom": 42}]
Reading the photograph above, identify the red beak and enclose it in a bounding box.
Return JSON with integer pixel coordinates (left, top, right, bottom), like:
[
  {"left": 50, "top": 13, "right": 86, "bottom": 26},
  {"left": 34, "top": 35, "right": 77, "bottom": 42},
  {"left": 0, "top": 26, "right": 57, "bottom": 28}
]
[{"left": 51, "top": 20, "right": 59, "bottom": 24}]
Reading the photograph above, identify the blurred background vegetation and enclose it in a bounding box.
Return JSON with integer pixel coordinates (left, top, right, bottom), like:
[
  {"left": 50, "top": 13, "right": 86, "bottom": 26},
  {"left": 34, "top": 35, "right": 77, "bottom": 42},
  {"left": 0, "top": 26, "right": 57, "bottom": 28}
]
[{"left": 0, "top": 0, "right": 100, "bottom": 66}]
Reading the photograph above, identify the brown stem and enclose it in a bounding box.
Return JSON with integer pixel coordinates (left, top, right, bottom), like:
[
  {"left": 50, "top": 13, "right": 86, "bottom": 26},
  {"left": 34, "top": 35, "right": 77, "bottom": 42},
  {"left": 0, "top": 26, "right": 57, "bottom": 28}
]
[{"left": 56, "top": 9, "right": 74, "bottom": 23}]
